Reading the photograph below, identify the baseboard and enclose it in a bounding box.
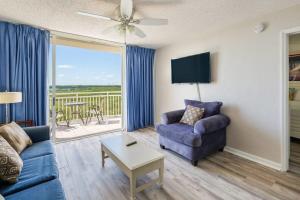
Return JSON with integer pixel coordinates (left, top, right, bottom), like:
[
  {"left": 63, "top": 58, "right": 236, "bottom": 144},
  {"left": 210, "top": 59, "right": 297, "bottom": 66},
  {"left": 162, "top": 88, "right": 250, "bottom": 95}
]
[{"left": 224, "top": 146, "right": 282, "bottom": 171}]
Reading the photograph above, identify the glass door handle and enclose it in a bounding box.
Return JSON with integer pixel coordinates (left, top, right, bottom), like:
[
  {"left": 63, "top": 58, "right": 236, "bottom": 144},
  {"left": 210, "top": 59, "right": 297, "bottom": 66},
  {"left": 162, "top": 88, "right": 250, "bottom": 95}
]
[{"left": 52, "top": 97, "right": 56, "bottom": 107}]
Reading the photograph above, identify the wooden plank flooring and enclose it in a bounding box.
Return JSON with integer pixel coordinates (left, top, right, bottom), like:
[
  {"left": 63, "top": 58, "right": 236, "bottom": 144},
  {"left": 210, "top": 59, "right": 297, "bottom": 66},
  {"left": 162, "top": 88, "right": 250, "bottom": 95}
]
[{"left": 55, "top": 129, "right": 300, "bottom": 200}]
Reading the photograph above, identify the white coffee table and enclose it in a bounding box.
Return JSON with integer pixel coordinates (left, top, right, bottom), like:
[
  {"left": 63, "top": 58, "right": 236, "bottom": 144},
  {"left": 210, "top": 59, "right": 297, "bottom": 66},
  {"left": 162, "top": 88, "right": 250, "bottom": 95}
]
[{"left": 100, "top": 135, "right": 164, "bottom": 200}]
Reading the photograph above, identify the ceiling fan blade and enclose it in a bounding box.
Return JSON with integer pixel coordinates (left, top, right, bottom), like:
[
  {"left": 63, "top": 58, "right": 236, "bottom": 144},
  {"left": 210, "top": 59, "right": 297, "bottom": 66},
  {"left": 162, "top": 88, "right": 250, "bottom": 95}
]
[
  {"left": 77, "top": 11, "right": 113, "bottom": 21},
  {"left": 101, "top": 25, "right": 122, "bottom": 35},
  {"left": 101, "top": 0, "right": 120, "bottom": 4},
  {"left": 133, "top": 26, "right": 146, "bottom": 38},
  {"left": 120, "top": 0, "right": 133, "bottom": 19},
  {"left": 135, "top": 0, "right": 181, "bottom": 5},
  {"left": 135, "top": 18, "right": 168, "bottom": 26}
]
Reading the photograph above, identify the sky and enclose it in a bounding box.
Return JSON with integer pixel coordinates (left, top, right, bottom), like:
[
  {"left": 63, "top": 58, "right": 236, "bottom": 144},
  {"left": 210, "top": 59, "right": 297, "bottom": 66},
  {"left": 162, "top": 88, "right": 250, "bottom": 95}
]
[{"left": 49, "top": 45, "right": 122, "bottom": 86}]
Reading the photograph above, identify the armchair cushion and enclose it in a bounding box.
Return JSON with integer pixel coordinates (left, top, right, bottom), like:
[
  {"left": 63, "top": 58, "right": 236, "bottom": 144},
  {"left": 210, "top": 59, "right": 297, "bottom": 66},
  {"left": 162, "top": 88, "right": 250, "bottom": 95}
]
[
  {"left": 184, "top": 99, "right": 222, "bottom": 118},
  {"left": 161, "top": 109, "right": 185, "bottom": 125},
  {"left": 194, "top": 114, "right": 230, "bottom": 135},
  {"left": 156, "top": 123, "right": 202, "bottom": 147}
]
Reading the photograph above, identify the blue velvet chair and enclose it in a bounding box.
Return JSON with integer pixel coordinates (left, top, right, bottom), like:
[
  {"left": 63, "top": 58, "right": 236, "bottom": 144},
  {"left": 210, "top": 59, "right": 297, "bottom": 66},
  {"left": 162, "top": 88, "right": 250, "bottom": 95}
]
[{"left": 156, "top": 100, "right": 230, "bottom": 166}]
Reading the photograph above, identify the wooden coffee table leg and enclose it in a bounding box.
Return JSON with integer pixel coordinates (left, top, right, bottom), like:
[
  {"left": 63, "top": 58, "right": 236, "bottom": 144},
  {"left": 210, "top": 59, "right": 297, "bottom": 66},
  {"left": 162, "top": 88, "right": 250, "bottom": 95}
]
[
  {"left": 101, "top": 145, "right": 105, "bottom": 167},
  {"left": 130, "top": 171, "right": 136, "bottom": 200},
  {"left": 159, "top": 159, "right": 164, "bottom": 187}
]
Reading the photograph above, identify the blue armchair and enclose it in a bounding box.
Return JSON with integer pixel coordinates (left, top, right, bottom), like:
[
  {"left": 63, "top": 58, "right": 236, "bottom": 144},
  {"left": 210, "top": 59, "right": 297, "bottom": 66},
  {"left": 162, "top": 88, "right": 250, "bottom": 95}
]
[{"left": 156, "top": 100, "right": 230, "bottom": 166}]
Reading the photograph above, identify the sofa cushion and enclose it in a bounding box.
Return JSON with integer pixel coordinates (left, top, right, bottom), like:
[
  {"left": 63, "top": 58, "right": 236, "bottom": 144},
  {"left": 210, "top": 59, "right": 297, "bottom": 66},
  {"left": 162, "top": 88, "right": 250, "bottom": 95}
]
[
  {"left": 23, "top": 126, "right": 50, "bottom": 143},
  {"left": 157, "top": 123, "right": 202, "bottom": 147},
  {"left": 0, "top": 136, "right": 23, "bottom": 184},
  {"left": 4, "top": 179, "right": 65, "bottom": 200},
  {"left": 0, "top": 122, "right": 32, "bottom": 154},
  {"left": 0, "top": 154, "right": 59, "bottom": 196},
  {"left": 20, "top": 141, "right": 54, "bottom": 160},
  {"left": 184, "top": 99, "right": 222, "bottom": 118}
]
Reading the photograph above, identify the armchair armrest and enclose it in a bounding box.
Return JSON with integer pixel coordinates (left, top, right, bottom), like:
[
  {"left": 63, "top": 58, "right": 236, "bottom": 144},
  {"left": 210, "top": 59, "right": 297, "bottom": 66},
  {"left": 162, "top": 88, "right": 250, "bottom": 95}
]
[
  {"left": 23, "top": 126, "right": 50, "bottom": 143},
  {"left": 161, "top": 109, "right": 185, "bottom": 125},
  {"left": 194, "top": 114, "right": 230, "bottom": 135}
]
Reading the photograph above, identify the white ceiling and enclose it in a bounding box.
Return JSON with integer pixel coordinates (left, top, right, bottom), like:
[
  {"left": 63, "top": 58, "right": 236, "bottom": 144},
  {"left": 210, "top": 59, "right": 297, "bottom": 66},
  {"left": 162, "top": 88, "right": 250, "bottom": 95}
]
[{"left": 0, "top": 0, "right": 300, "bottom": 49}]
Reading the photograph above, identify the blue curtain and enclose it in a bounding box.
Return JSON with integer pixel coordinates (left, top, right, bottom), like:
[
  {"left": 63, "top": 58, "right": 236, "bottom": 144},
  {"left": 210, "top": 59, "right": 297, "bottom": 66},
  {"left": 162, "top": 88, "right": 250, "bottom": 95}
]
[
  {"left": 0, "top": 21, "right": 50, "bottom": 125},
  {"left": 126, "top": 45, "right": 155, "bottom": 132}
]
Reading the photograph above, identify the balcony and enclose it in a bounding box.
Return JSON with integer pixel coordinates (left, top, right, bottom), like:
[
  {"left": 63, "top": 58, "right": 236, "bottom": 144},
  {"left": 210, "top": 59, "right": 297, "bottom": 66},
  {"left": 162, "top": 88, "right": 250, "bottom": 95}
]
[{"left": 49, "top": 91, "right": 122, "bottom": 140}]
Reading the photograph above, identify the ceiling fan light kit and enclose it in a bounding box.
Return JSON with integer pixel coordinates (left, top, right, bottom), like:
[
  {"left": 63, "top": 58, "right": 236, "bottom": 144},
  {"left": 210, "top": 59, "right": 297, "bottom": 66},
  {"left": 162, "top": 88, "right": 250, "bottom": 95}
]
[{"left": 77, "top": 0, "right": 169, "bottom": 38}]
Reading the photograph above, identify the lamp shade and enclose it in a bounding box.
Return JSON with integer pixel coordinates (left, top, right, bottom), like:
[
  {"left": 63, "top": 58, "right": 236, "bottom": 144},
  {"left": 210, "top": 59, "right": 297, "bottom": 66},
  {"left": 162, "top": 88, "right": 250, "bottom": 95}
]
[{"left": 0, "top": 92, "right": 22, "bottom": 104}]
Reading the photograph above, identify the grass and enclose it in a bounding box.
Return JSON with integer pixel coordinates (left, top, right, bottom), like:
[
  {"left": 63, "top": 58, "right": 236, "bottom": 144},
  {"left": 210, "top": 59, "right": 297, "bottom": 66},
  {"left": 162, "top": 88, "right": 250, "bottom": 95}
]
[{"left": 50, "top": 85, "right": 121, "bottom": 94}]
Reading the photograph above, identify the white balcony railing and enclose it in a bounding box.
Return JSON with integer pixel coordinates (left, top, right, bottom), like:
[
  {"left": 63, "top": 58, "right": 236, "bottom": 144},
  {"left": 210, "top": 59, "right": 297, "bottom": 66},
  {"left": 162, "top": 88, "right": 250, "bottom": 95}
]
[{"left": 49, "top": 91, "right": 122, "bottom": 121}]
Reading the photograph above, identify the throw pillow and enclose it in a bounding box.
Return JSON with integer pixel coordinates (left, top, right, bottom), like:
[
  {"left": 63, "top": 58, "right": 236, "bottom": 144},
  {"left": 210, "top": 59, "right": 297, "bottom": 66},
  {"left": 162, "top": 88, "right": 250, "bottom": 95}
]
[
  {"left": 0, "top": 122, "right": 32, "bottom": 154},
  {"left": 180, "top": 105, "right": 205, "bottom": 126},
  {"left": 0, "top": 135, "right": 23, "bottom": 183},
  {"left": 184, "top": 99, "right": 222, "bottom": 118}
]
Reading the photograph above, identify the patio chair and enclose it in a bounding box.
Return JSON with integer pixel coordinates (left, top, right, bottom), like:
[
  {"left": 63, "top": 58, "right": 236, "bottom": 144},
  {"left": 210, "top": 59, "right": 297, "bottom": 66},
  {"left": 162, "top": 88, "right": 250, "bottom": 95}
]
[
  {"left": 50, "top": 109, "right": 70, "bottom": 127},
  {"left": 86, "top": 102, "right": 104, "bottom": 124}
]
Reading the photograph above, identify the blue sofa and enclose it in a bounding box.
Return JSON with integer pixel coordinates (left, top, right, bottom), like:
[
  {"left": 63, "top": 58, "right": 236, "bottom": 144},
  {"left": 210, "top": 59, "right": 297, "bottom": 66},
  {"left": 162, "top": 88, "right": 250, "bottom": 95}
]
[
  {"left": 0, "top": 126, "right": 65, "bottom": 200},
  {"left": 156, "top": 100, "right": 230, "bottom": 166}
]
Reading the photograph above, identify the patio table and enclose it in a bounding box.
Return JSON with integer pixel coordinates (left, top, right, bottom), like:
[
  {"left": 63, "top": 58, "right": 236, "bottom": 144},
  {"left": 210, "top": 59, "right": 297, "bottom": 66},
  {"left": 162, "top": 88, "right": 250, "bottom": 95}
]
[{"left": 64, "top": 102, "right": 87, "bottom": 126}]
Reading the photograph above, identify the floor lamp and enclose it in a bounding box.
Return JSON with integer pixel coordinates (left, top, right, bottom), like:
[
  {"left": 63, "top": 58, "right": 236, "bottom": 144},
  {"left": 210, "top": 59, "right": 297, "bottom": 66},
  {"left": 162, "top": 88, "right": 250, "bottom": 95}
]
[{"left": 0, "top": 92, "right": 22, "bottom": 124}]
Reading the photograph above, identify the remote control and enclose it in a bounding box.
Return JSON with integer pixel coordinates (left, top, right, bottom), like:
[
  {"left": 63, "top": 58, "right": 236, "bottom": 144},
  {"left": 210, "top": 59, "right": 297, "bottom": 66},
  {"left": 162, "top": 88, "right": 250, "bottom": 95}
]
[{"left": 126, "top": 141, "right": 137, "bottom": 146}]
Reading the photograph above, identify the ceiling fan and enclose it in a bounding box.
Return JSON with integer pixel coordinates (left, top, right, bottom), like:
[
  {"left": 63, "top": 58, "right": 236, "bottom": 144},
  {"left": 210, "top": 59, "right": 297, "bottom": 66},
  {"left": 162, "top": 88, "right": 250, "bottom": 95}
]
[{"left": 77, "top": 0, "right": 169, "bottom": 38}]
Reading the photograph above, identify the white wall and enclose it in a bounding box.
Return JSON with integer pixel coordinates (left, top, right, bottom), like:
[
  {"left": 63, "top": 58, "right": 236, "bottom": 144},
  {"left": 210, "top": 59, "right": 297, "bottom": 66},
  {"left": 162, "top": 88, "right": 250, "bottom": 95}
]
[{"left": 154, "top": 5, "right": 300, "bottom": 165}]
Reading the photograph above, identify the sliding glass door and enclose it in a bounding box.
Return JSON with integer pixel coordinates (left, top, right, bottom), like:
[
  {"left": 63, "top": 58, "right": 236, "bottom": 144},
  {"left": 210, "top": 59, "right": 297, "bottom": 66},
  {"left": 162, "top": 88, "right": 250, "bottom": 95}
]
[{"left": 49, "top": 36, "right": 123, "bottom": 142}]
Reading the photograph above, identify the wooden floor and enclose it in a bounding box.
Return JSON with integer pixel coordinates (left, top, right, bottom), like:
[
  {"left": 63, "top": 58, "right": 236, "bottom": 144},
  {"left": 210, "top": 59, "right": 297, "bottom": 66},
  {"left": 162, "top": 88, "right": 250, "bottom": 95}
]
[
  {"left": 55, "top": 129, "right": 300, "bottom": 200},
  {"left": 290, "top": 140, "right": 300, "bottom": 175}
]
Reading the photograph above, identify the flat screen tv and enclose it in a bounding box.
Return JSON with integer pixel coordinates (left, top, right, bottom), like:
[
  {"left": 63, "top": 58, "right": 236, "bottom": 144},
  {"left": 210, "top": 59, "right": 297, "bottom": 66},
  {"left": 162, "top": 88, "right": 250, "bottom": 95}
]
[{"left": 171, "top": 52, "right": 211, "bottom": 83}]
